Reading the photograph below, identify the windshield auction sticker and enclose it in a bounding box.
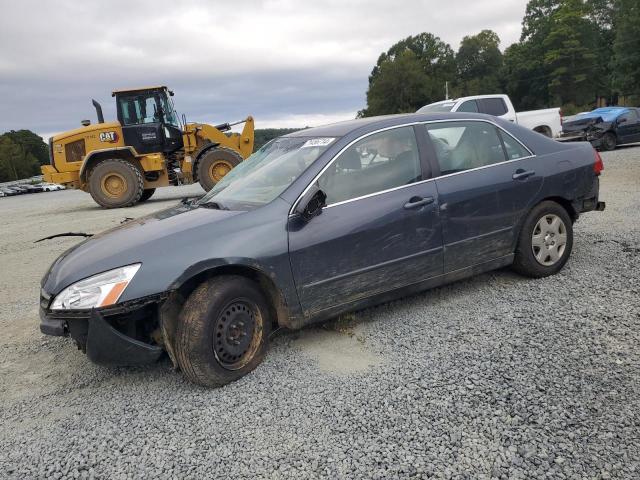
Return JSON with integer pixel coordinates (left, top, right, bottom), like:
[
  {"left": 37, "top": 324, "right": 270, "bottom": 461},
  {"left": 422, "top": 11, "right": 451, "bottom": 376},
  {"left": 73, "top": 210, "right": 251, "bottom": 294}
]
[{"left": 301, "top": 138, "right": 335, "bottom": 148}]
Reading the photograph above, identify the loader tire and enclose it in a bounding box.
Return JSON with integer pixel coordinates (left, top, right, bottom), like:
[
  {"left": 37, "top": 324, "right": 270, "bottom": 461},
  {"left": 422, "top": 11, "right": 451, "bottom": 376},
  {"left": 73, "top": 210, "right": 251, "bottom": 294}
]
[
  {"left": 174, "top": 275, "right": 271, "bottom": 387},
  {"left": 88, "top": 159, "right": 144, "bottom": 208},
  {"left": 196, "top": 147, "right": 243, "bottom": 192},
  {"left": 139, "top": 188, "right": 156, "bottom": 202}
]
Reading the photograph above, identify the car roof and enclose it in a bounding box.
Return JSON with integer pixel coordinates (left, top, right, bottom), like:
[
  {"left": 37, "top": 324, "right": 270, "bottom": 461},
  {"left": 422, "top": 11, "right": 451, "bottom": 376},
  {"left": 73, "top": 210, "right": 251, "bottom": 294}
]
[{"left": 282, "top": 112, "right": 503, "bottom": 138}]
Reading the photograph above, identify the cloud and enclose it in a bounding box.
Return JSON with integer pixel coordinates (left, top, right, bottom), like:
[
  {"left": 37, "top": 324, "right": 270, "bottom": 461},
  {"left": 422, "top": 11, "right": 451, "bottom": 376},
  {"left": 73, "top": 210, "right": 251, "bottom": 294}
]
[{"left": 0, "top": 0, "right": 528, "bottom": 138}]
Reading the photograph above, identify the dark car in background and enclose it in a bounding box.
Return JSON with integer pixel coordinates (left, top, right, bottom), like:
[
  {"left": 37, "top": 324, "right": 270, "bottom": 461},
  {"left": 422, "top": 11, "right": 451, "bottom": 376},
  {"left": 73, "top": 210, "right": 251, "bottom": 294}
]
[
  {"left": 40, "top": 113, "right": 605, "bottom": 387},
  {"left": 560, "top": 107, "right": 640, "bottom": 151}
]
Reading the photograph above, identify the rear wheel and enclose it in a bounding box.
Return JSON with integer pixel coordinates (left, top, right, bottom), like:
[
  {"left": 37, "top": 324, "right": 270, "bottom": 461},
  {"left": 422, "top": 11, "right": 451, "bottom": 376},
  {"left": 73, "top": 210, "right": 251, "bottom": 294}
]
[
  {"left": 196, "top": 148, "right": 243, "bottom": 192},
  {"left": 175, "top": 275, "right": 271, "bottom": 387},
  {"left": 512, "top": 201, "right": 573, "bottom": 278},
  {"left": 601, "top": 132, "right": 617, "bottom": 151},
  {"left": 88, "top": 159, "right": 144, "bottom": 208},
  {"left": 139, "top": 188, "right": 156, "bottom": 202}
]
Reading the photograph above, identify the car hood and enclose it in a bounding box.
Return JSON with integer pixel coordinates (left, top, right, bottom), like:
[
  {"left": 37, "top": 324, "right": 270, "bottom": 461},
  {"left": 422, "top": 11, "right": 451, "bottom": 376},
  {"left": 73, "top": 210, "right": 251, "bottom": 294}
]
[{"left": 42, "top": 203, "right": 243, "bottom": 296}]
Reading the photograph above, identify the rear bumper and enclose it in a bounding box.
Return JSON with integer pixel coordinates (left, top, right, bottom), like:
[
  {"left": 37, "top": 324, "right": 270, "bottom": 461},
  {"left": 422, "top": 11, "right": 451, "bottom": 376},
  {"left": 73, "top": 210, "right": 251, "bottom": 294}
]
[
  {"left": 574, "top": 176, "right": 605, "bottom": 214},
  {"left": 40, "top": 294, "right": 165, "bottom": 366}
]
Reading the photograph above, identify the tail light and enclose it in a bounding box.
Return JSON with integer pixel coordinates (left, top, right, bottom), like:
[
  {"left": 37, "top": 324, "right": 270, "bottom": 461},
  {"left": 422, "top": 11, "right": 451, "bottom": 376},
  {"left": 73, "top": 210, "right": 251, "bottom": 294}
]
[
  {"left": 593, "top": 149, "right": 604, "bottom": 176},
  {"left": 559, "top": 109, "right": 563, "bottom": 125}
]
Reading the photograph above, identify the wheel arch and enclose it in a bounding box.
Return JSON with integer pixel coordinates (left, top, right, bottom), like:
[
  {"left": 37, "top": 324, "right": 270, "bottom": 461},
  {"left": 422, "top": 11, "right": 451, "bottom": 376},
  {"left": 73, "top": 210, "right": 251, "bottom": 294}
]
[
  {"left": 168, "top": 263, "right": 292, "bottom": 330},
  {"left": 533, "top": 125, "right": 553, "bottom": 138},
  {"left": 79, "top": 147, "right": 139, "bottom": 184}
]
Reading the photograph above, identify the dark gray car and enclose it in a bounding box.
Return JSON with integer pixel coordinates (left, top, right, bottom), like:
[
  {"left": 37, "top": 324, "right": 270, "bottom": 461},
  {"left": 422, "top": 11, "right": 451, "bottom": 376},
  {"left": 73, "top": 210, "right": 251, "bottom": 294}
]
[{"left": 40, "top": 112, "right": 605, "bottom": 387}]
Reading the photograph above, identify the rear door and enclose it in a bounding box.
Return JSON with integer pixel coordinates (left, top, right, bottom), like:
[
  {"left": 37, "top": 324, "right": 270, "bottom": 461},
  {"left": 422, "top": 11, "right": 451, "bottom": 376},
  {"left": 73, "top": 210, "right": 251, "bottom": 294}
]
[
  {"left": 288, "top": 125, "right": 443, "bottom": 316},
  {"left": 423, "top": 120, "right": 542, "bottom": 272}
]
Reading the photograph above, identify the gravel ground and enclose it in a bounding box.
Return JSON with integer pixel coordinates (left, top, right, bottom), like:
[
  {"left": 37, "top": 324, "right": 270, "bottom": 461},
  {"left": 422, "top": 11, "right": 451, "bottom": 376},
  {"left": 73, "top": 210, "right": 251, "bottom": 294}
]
[{"left": 1, "top": 146, "right": 639, "bottom": 479}]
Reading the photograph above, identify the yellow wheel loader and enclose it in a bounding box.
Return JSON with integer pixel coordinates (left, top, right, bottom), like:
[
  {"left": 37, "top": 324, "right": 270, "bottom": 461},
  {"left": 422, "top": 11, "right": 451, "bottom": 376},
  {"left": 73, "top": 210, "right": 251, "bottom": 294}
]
[{"left": 41, "top": 86, "right": 254, "bottom": 208}]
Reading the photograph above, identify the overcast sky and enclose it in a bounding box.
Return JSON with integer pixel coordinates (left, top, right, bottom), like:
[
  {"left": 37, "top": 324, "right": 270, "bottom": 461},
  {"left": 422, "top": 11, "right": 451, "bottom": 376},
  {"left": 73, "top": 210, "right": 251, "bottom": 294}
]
[{"left": 0, "top": 0, "right": 528, "bottom": 139}]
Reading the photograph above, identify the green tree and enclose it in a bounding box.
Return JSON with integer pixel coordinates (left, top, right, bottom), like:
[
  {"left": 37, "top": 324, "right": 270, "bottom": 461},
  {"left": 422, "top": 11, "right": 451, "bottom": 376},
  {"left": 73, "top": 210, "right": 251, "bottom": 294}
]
[
  {"left": 4, "top": 130, "right": 49, "bottom": 166},
  {"left": 253, "top": 128, "right": 303, "bottom": 151},
  {"left": 612, "top": 0, "right": 640, "bottom": 99},
  {"left": 521, "top": 0, "right": 561, "bottom": 42},
  {"left": 543, "top": 0, "right": 599, "bottom": 105},
  {"left": 360, "top": 33, "right": 455, "bottom": 116},
  {"left": 0, "top": 135, "right": 40, "bottom": 182},
  {"left": 502, "top": 42, "right": 549, "bottom": 110},
  {"left": 455, "top": 30, "right": 503, "bottom": 96}
]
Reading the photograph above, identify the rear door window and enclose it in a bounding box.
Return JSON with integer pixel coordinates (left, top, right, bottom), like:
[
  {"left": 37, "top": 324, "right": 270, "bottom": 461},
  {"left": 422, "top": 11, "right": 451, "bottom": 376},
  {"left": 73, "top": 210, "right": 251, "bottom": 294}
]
[
  {"left": 499, "top": 131, "right": 532, "bottom": 160},
  {"left": 425, "top": 121, "right": 506, "bottom": 175},
  {"left": 477, "top": 98, "right": 508, "bottom": 116}
]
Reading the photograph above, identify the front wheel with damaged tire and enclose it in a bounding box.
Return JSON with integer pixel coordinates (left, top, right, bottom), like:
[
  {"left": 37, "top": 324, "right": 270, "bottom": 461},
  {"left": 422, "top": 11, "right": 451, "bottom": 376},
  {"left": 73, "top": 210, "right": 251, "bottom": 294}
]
[{"left": 174, "top": 275, "right": 271, "bottom": 387}]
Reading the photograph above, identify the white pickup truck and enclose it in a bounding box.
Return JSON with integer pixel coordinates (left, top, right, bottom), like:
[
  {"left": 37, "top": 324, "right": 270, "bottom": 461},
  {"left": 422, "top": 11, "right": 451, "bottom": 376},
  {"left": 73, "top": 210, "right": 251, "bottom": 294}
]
[{"left": 417, "top": 94, "right": 562, "bottom": 138}]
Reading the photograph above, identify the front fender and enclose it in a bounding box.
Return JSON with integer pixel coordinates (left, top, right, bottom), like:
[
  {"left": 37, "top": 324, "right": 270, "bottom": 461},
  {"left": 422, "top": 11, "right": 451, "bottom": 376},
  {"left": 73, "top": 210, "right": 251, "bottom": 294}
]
[{"left": 79, "top": 146, "right": 139, "bottom": 183}]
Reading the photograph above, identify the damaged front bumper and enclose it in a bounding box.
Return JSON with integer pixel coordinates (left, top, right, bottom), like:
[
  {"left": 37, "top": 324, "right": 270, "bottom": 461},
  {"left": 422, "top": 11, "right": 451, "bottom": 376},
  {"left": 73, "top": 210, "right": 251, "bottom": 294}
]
[
  {"left": 39, "top": 291, "right": 167, "bottom": 366},
  {"left": 558, "top": 131, "right": 605, "bottom": 149}
]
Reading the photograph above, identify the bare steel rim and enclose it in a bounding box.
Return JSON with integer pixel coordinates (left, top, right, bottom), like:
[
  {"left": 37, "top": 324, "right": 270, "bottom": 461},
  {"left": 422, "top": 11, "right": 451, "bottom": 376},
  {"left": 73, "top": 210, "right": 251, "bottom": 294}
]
[
  {"left": 101, "top": 172, "right": 127, "bottom": 199},
  {"left": 212, "top": 298, "right": 263, "bottom": 371},
  {"left": 532, "top": 214, "right": 567, "bottom": 266}
]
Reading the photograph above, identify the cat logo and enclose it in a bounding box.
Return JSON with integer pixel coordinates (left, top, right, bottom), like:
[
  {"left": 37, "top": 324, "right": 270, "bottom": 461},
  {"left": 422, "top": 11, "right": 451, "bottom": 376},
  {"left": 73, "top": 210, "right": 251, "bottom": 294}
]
[{"left": 99, "top": 131, "right": 119, "bottom": 143}]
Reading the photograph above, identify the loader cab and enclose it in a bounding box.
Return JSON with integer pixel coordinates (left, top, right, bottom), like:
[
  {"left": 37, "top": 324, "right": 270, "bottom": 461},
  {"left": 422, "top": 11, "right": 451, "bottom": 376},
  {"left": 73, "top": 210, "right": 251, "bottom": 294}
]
[{"left": 113, "top": 86, "right": 183, "bottom": 155}]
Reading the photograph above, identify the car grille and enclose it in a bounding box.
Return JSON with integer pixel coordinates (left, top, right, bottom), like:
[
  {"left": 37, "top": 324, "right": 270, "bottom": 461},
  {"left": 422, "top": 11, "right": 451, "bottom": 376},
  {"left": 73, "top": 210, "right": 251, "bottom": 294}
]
[{"left": 65, "top": 139, "right": 86, "bottom": 163}]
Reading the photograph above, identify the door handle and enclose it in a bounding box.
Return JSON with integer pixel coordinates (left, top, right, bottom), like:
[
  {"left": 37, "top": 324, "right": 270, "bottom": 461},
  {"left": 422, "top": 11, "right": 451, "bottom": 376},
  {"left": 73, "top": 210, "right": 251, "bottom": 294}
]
[
  {"left": 404, "top": 196, "right": 434, "bottom": 209},
  {"left": 512, "top": 169, "right": 535, "bottom": 180}
]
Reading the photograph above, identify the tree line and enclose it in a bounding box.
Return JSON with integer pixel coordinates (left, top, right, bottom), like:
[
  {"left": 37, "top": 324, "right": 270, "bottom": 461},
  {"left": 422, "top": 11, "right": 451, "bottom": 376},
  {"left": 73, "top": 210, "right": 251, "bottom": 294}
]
[
  {"left": 0, "top": 130, "right": 48, "bottom": 183},
  {"left": 359, "top": 0, "right": 639, "bottom": 116}
]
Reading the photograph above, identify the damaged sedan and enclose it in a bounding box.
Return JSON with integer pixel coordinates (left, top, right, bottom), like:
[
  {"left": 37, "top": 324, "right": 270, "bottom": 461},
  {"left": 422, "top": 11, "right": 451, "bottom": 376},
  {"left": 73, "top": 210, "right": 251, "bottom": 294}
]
[
  {"left": 40, "top": 112, "right": 605, "bottom": 387},
  {"left": 560, "top": 107, "right": 640, "bottom": 151}
]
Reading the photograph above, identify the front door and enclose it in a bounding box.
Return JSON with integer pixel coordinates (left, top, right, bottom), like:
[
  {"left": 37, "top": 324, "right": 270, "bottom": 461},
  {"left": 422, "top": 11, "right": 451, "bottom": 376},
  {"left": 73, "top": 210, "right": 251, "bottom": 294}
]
[
  {"left": 423, "top": 120, "right": 542, "bottom": 273},
  {"left": 288, "top": 125, "right": 443, "bottom": 316}
]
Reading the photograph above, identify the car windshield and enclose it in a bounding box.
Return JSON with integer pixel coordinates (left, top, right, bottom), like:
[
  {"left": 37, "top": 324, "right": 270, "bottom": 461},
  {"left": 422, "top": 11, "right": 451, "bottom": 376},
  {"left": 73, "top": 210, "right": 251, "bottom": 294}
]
[{"left": 198, "top": 136, "right": 337, "bottom": 210}]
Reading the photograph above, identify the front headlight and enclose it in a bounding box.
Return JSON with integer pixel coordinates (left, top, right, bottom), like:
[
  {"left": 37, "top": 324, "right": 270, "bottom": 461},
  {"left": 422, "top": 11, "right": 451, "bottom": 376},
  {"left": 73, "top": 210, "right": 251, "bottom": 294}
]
[{"left": 51, "top": 264, "right": 141, "bottom": 310}]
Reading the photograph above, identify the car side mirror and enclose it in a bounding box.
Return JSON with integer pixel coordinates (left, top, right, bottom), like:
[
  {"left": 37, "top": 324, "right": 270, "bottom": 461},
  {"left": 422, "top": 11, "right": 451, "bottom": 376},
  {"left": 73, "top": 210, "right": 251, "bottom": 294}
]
[
  {"left": 294, "top": 184, "right": 327, "bottom": 221},
  {"left": 618, "top": 117, "right": 627, "bottom": 124}
]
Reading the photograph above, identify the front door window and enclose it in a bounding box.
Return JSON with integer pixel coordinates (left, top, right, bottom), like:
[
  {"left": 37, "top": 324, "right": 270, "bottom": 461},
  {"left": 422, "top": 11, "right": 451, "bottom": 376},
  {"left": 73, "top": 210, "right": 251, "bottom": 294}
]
[{"left": 317, "top": 126, "right": 421, "bottom": 205}]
